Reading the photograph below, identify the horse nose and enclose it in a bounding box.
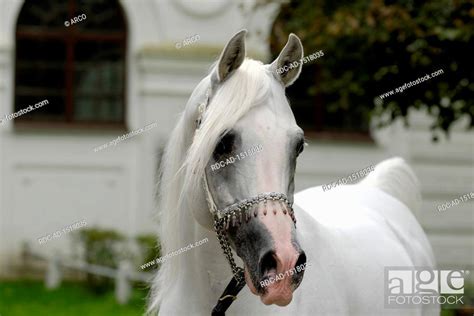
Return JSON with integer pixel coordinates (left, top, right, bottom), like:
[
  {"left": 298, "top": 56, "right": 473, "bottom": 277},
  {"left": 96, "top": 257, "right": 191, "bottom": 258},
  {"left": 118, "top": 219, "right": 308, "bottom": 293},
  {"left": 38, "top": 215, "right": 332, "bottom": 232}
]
[
  {"left": 293, "top": 251, "right": 307, "bottom": 282},
  {"left": 259, "top": 250, "right": 277, "bottom": 277},
  {"left": 259, "top": 249, "right": 306, "bottom": 280},
  {"left": 295, "top": 250, "right": 307, "bottom": 269},
  {"left": 258, "top": 249, "right": 306, "bottom": 306}
]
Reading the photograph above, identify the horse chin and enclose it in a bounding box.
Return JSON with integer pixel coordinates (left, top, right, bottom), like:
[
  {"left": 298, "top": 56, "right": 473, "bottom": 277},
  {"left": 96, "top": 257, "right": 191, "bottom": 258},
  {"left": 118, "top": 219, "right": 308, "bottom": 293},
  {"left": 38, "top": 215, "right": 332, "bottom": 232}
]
[
  {"left": 261, "top": 286, "right": 293, "bottom": 306},
  {"left": 244, "top": 266, "right": 293, "bottom": 306}
]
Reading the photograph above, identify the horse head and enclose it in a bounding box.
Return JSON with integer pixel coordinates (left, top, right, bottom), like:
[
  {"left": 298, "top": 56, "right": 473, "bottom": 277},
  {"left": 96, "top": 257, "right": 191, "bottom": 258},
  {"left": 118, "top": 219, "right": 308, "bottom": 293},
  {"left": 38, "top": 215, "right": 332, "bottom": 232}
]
[{"left": 186, "top": 30, "right": 307, "bottom": 306}]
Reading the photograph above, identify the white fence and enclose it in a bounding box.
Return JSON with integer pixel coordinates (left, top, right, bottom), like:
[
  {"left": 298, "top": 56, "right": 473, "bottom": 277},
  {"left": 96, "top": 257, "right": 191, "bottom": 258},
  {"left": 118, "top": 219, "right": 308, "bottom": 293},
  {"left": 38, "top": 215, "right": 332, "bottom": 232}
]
[{"left": 23, "top": 244, "right": 154, "bottom": 304}]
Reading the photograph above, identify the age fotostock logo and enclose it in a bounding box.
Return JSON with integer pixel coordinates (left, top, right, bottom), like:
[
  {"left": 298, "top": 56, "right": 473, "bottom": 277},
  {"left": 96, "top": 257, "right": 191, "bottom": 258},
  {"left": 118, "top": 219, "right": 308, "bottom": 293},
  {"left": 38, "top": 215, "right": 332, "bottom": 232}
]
[{"left": 385, "top": 267, "right": 467, "bottom": 309}]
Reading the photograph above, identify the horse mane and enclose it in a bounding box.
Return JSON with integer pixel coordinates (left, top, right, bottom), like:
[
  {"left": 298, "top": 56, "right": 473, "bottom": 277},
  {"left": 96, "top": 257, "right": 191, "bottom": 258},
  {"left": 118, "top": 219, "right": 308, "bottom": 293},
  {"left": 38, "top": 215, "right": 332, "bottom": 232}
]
[{"left": 148, "top": 59, "right": 274, "bottom": 313}]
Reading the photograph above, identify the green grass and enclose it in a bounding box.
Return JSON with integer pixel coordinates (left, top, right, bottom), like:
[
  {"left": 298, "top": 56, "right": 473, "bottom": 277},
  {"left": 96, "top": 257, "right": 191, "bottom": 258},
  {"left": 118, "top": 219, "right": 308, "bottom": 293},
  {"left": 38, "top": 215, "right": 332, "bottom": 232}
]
[
  {"left": 1, "top": 280, "right": 472, "bottom": 315},
  {"left": 0, "top": 280, "right": 147, "bottom": 316}
]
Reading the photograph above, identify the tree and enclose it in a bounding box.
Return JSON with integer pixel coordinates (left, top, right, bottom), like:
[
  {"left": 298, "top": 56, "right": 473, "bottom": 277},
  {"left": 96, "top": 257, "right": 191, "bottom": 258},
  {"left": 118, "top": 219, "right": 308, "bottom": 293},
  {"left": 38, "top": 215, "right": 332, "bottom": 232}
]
[{"left": 267, "top": 0, "right": 473, "bottom": 139}]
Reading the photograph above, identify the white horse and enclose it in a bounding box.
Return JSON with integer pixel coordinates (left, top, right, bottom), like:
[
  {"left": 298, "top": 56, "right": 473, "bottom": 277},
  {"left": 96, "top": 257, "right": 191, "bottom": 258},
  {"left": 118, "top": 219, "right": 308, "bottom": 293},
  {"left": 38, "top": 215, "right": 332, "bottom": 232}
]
[{"left": 148, "top": 30, "right": 439, "bottom": 316}]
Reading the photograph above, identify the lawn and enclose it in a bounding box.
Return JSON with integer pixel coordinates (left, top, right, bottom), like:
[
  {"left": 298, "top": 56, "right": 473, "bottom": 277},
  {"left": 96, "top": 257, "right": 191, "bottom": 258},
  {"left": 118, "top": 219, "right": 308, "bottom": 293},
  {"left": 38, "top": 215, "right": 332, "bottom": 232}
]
[
  {"left": 1, "top": 280, "right": 472, "bottom": 315},
  {"left": 0, "top": 280, "right": 147, "bottom": 316}
]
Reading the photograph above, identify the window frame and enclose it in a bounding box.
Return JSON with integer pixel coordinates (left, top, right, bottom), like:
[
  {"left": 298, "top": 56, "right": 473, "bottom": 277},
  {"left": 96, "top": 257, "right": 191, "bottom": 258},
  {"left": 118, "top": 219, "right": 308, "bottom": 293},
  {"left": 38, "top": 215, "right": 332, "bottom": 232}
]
[{"left": 14, "top": 0, "right": 127, "bottom": 127}]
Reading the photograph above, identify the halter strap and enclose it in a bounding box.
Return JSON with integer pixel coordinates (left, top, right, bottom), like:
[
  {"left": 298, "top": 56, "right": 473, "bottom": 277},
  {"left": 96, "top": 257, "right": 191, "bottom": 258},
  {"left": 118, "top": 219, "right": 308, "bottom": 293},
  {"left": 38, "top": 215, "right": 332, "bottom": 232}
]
[{"left": 203, "top": 168, "right": 218, "bottom": 214}]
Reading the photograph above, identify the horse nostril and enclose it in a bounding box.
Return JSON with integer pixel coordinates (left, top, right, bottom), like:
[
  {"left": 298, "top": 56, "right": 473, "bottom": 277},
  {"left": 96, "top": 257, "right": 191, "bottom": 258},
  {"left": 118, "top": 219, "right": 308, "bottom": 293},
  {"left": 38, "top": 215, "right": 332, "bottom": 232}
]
[
  {"left": 259, "top": 250, "right": 277, "bottom": 276},
  {"left": 295, "top": 251, "right": 306, "bottom": 270}
]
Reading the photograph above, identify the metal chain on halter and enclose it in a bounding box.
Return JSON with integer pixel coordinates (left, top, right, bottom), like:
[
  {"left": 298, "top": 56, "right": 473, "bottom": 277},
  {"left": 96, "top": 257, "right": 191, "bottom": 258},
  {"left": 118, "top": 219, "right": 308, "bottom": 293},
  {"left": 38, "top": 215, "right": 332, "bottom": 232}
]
[
  {"left": 211, "top": 192, "right": 296, "bottom": 284},
  {"left": 214, "top": 193, "right": 296, "bottom": 230},
  {"left": 213, "top": 213, "right": 244, "bottom": 283}
]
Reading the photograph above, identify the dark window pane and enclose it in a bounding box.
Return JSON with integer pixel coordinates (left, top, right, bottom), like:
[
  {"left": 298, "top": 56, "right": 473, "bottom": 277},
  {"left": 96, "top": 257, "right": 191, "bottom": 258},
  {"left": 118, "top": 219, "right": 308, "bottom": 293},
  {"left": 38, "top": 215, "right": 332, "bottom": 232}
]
[
  {"left": 15, "top": 0, "right": 127, "bottom": 126},
  {"left": 75, "top": 62, "right": 123, "bottom": 94},
  {"left": 75, "top": 0, "right": 127, "bottom": 32},
  {"left": 15, "top": 95, "right": 65, "bottom": 121},
  {"left": 17, "top": 39, "right": 66, "bottom": 63},
  {"left": 16, "top": 65, "right": 65, "bottom": 90},
  {"left": 16, "top": 0, "right": 69, "bottom": 30},
  {"left": 74, "top": 96, "right": 123, "bottom": 122},
  {"left": 15, "top": 39, "right": 67, "bottom": 120},
  {"left": 74, "top": 41, "right": 124, "bottom": 122},
  {"left": 75, "top": 41, "right": 124, "bottom": 63}
]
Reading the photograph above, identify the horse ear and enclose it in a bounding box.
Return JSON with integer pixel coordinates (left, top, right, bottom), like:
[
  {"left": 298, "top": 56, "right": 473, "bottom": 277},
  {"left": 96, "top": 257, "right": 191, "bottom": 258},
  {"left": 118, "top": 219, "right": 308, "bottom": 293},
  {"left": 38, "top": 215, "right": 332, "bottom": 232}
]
[
  {"left": 216, "top": 29, "right": 247, "bottom": 82},
  {"left": 271, "top": 33, "right": 304, "bottom": 87}
]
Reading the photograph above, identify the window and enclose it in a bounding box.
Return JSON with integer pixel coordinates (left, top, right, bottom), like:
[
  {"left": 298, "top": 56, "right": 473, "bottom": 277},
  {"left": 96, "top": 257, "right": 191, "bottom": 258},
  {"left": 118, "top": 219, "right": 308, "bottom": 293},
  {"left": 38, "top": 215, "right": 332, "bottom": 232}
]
[{"left": 15, "top": 0, "right": 127, "bottom": 127}]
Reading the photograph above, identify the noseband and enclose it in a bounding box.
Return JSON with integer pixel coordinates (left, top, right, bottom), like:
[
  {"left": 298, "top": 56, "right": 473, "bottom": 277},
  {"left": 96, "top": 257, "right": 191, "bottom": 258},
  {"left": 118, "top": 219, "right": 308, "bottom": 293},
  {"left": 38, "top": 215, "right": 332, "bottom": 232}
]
[{"left": 195, "top": 87, "right": 297, "bottom": 315}]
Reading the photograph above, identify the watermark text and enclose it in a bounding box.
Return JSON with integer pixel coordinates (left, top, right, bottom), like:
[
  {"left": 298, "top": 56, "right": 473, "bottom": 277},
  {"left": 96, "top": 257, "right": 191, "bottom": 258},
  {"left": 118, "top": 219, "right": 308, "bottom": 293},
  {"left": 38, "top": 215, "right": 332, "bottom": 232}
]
[
  {"left": 65, "top": 13, "right": 86, "bottom": 27},
  {"left": 275, "top": 50, "right": 324, "bottom": 75},
  {"left": 0, "top": 99, "right": 49, "bottom": 125},
  {"left": 260, "top": 262, "right": 311, "bottom": 288},
  {"left": 379, "top": 69, "right": 444, "bottom": 100},
  {"left": 38, "top": 220, "right": 87, "bottom": 245},
  {"left": 211, "top": 144, "right": 263, "bottom": 171},
  {"left": 175, "top": 34, "right": 200, "bottom": 49},
  {"left": 140, "top": 237, "right": 209, "bottom": 270},
  {"left": 93, "top": 122, "right": 158, "bottom": 152},
  {"left": 437, "top": 191, "right": 473, "bottom": 212},
  {"left": 322, "top": 164, "right": 375, "bottom": 192},
  {"left": 385, "top": 267, "right": 467, "bottom": 309}
]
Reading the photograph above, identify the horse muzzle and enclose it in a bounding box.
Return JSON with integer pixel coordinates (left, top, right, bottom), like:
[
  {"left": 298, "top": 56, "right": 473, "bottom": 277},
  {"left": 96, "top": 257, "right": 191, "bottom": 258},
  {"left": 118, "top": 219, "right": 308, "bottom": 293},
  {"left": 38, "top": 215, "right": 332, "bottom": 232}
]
[{"left": 229, "top": 200, "right": 306, "bottom": 306}]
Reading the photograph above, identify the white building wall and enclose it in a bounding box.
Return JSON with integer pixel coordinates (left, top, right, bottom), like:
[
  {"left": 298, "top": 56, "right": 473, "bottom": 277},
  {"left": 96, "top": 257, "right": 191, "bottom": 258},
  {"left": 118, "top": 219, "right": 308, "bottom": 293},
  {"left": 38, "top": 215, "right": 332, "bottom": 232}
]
[{"left": 407, "top": 113, "right": 473, "bottom": 269}]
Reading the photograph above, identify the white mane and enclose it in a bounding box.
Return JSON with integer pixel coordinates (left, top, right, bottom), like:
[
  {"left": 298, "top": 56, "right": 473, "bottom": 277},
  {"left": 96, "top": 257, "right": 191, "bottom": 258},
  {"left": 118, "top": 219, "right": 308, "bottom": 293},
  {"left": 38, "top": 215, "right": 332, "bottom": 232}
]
[{"left": 148, "top": 58, "right": 275, "bottom": 313}]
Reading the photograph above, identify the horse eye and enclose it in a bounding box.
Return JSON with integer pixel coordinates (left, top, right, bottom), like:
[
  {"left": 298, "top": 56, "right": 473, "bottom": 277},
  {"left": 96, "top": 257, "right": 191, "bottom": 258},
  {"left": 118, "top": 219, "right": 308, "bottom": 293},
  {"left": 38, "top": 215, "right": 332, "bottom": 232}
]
[
  {"left": 296, "top": 140, "right": 305, "bottom": 156},
  {"left": 214, "top": 132, "right": 235, "bottom": 159}
]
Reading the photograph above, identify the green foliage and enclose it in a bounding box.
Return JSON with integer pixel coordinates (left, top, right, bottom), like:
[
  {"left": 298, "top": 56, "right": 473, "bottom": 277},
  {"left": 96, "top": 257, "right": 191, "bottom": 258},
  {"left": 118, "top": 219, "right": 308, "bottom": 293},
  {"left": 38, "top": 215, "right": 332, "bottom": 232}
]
[
  {"left": 0, "top": 280, "right": 146, "bottom": 316},
  {"left": 76, "top": 228, "right": 125, "bottom": 293},
  {"left": 135, "top": 234, "right": 160, "bottom": 268},
  {"left": 73, "top": 228, "right": 161, "bottom": 292},
  {"left": 77, "top": 228, "right": 125, "bottom": 267},
  {"left": 270, "top": 0, "right": 473, "bottom": 137}
]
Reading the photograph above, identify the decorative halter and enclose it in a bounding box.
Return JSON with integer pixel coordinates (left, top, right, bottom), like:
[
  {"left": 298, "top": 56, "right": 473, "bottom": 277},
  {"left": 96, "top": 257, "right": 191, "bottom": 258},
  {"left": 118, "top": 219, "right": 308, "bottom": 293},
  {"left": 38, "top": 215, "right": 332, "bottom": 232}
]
[{"left": 194, "top": 87, "right": 297, "bottom": 315}]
